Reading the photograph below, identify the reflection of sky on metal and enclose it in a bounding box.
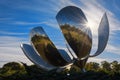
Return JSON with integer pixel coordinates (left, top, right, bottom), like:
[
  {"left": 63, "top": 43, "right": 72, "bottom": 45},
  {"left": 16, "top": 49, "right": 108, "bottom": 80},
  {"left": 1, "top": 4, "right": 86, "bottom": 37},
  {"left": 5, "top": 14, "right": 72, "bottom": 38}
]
[
  {"left": 56, "top": 6, "right": 92, "bottom": 59},
  {"left": 90, "top": 13, "right": 109, "bottom": 57},
  {"left": 21, "top": 43, "right": 56, "bottom": 71},
  {"left": 30, "top": 27, "right": 46, "bottom": 38},
  {"left": 56, "top": 6, "right": 92, "bottom": 39},
  {"left": 56, "top": 6, "right": 87, "bottom": 25},
  {"left": 30, "top": 27, "right": 73, "bottom": 67},
  {"left": 42, "top": 25, "right": 74, "bottom": 60}
]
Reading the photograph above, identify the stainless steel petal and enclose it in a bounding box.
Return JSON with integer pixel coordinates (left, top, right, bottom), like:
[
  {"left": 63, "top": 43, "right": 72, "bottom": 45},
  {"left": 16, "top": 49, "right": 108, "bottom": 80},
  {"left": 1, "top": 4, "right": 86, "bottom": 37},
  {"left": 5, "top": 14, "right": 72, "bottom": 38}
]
[
  {"left": 30, "top": 27, "right": 70, "bottom": 67},
  {"left": 56, "top": 6, "right": 92, "bottom": 59},
  {"left": 89, "top": 13, "right": 109, "bottom": 57},
  {"left": 20, "top": 43, "right": 56, "bottom": 71}
]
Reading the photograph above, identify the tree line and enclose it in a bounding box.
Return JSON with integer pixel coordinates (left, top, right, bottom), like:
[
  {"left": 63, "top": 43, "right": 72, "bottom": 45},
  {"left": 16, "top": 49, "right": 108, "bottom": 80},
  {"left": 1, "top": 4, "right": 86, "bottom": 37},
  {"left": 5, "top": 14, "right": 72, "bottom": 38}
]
[{"left": 0, "top": 61, "right": 120, "bottom": 80}]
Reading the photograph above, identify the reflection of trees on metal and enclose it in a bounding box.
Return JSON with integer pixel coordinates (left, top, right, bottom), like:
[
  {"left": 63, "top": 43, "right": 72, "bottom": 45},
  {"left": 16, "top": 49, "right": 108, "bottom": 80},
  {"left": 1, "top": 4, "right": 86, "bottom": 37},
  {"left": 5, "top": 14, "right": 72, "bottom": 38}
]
[
  {"left": 60, "top": 24, "right": 92, "bottom": 59},
  {"left": 31, "top": 29, "right": 68, "bottom": 67},
  {"left": 21, "top": 6, "right": 109, "bottom": 72}
]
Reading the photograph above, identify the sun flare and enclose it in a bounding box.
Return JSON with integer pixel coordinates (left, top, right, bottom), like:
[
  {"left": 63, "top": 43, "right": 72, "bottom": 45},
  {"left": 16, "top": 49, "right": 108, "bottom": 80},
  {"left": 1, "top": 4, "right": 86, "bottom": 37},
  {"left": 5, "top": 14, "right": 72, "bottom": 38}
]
[
  {"left": 86, "top": 21, "right": 95, "bottom": 30},
  {"left": 85, "top": 20, "right": 98, "bottom": 35}
]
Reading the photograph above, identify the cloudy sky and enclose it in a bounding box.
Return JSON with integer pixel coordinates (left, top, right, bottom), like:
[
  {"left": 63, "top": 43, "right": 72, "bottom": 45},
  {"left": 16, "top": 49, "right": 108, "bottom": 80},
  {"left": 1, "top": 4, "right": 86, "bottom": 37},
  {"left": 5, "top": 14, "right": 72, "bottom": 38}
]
[{"left": 0, "top": 0, "right": 120, "bottom": 67}]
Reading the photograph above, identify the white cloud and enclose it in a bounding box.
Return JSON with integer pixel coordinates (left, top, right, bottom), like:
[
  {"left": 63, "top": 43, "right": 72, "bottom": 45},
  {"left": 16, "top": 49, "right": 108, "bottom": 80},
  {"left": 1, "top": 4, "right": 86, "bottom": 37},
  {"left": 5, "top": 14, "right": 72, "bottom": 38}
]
[
  {"left": 0, "top": 31, "right": 27, "bottom": 35},
  {"left": 88, "top": 56, "right": 120, "bottom": 64},
  {"left": 0, "top": 36, "right": 27, "bottom": 47},
  {"left": 0, "top": 36, "right": 32, "bottom": 67},
  {"left": 88, "top": 57, "right": 106, "bottom": 64},
  {"left": 78, "top": 0, "right": 120, "bottom": 34},
  {"left": 106, "top": 44, "right": 120, "bottom": 55},
  {"left": 12, "top": 21, "right": 50, "bottom": 25},
  {"left": 0, "top": 51, "right": 32, "bottom": 67}
]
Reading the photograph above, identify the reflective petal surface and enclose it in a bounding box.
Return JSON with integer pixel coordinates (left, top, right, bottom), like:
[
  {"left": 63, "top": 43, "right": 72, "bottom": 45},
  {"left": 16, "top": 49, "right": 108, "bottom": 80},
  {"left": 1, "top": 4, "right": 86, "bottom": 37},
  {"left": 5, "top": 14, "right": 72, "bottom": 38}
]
[
  {"left": 21, "top": 43, "right": 56, "bottom": 71},
  {"left": 30, "top": 27, "right": 69, "bottom": 67},
  {"left": 90, "top": 13, "right": 109, "bottom": 57},
  {"left": 56, "top": 6, "right": 92, "bottom": 59}
]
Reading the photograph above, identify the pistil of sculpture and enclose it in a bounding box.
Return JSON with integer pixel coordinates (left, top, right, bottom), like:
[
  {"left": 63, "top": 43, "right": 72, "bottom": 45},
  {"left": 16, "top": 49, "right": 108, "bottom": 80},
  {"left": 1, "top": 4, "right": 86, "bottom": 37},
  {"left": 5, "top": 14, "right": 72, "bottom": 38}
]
[{"left": 21, "top": 6, "right": 109, "bottom": 72}]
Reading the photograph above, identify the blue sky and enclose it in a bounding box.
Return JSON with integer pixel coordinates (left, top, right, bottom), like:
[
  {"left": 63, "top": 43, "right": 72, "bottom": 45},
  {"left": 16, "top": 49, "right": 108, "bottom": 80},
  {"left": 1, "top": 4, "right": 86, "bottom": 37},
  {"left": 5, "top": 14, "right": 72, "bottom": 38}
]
[{"left": 0, "top": 0, "right": 120, "bottom": 67}]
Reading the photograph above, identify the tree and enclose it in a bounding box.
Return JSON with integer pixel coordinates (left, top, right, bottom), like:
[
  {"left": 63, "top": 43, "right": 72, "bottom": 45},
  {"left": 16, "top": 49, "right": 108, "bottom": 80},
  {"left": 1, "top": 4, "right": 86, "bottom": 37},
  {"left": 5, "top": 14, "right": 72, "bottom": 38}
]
[
  {"left": 111, "top": 61, "right": 120, "bottom": 73},
  {"left": 3, "top": 62, "right": 23, "bottom": 70},
  {"left": 101, "top": 61, "right": 111, "bottom": 72},
  {"left": 85, "top": 62, "right": 100, "bottom": 71}
]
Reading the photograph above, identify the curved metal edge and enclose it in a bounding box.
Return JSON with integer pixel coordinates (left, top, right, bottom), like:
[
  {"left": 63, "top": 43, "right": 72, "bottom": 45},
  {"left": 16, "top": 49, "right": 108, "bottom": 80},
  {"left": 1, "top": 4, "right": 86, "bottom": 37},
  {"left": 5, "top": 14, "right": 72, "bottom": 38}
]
[
  {"left": 89, "top": 13, "right": 109, "bottom": 57},
  {"left": 30, "top": 26, "right": 73, "bottom": 63},
  {"left": 20, "top": 43, "right": 56, "bottom": 71},
  {"left": 57, "top": 49, "right": 73, "bottom": 62}
]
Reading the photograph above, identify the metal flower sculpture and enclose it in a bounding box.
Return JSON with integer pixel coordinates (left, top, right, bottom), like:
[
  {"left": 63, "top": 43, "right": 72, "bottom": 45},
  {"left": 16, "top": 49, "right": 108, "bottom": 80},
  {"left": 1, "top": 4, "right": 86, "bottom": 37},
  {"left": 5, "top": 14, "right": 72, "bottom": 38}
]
[{"left": 21, "top": 6, "right": 109, "bottom": 72}]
